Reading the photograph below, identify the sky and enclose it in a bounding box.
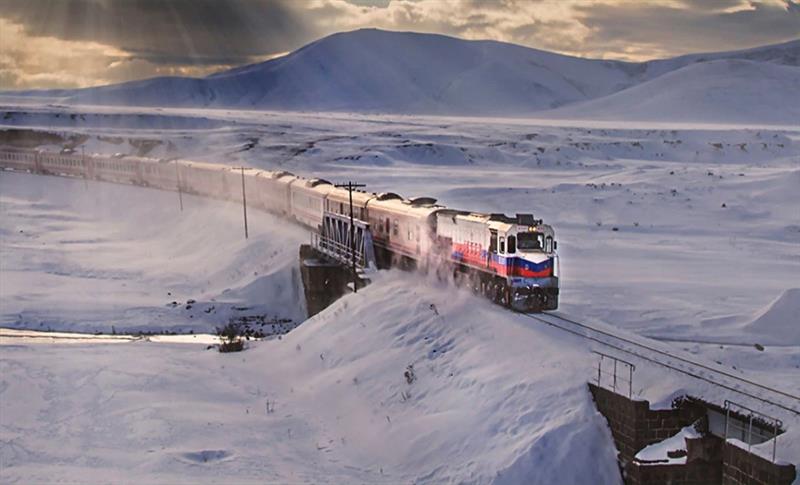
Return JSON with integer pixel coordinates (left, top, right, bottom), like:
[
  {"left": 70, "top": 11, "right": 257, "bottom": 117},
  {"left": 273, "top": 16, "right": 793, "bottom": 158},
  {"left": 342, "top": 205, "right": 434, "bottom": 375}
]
[{"left": 0, "top": 0, "right": 798, "bottom": 90}]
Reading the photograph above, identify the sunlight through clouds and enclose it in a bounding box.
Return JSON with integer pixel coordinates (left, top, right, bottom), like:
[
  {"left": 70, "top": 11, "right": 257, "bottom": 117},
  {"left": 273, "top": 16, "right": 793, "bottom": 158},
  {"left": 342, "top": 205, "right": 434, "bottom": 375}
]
[{"left": 0, "top": 0, "right": 796, "bottom": 89}]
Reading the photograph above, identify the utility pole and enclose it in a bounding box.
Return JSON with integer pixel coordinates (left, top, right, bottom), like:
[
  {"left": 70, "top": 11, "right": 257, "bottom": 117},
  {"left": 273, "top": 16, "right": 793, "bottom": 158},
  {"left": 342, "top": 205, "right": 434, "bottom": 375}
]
[
  {"left": 232, "top": 167, "right": 249, "bottom": 239},
  {"left": 81, "top": 145, "right": 87, "bottom": 190},
  {"left": 174, "top": 159, "right": 183, "bottom": 212},
  {"left": 335, "top": 181, "right": 366, "bottom": 293},
  {"left": 240, "top": 167, "right": 249, "bottom": 239}
]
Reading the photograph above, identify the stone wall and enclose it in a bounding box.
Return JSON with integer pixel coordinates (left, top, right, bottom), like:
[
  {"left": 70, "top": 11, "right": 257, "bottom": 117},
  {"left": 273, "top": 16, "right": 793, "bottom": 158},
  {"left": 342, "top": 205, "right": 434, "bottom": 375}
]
[
  {"left": 588, "top": 383, "right": 704, "bottom": 463},
  {"left": 722, "top": 441, "right": 796, "bottom": 485},
  {"left": 627, "top": 460, "right": 721, "bottom": 485},
  {"left": 299, "top": 245, "right": 352, "bottom": 317},
  {"left": 588, "top": 383, "right": 797, "bottom": 485}
]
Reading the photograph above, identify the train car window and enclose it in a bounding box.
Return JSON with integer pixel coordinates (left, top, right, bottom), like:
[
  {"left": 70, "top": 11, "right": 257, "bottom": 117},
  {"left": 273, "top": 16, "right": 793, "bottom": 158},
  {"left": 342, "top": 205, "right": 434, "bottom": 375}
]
[
  {"left": 508, "top": 235, "right": 516, "bottom": 254},
  {"left": 499, "top": 236, "right": 505, "bottom": 254},
  {"left": 393, "top": 219, "right": 399, "bottom": 236},
  {"left": 385, "top": 219, "right": 390, "bottom": 234}
]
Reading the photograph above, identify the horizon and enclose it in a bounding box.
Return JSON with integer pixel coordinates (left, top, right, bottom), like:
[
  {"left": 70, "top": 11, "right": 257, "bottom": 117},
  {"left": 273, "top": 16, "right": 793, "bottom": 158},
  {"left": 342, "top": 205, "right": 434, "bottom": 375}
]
[{"left": 1, "top": 0, "right": 798, "bottom": 91}]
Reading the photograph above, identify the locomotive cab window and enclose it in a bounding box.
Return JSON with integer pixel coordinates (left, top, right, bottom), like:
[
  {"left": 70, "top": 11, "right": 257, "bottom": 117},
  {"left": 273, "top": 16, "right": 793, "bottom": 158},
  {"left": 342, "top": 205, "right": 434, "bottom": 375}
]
[
  {"left": 507, "top": 235, "right": 516, "bottom": 254},
  {"left": 490, "top": 232, "right": 497, "bottom": 252},
  {"left": 517, "top": 232, "right": 543, "bottom": 250},
  {"left": 499, "top": 236, "right": 505, "bottom": 254},
  {"left": 545, "top": 236, "right": 553, "bottom": 253}
]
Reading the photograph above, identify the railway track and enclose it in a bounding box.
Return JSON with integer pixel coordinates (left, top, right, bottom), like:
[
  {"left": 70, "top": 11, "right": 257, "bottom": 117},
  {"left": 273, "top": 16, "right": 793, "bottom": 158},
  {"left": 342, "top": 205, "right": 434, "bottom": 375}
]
[{"left": 517, "top": 311, "right": 800, "bottom": 416}]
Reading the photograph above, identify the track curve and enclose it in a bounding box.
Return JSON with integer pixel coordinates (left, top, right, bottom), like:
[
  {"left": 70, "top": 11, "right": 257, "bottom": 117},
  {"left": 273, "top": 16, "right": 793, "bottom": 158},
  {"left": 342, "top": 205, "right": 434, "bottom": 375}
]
[{"left": 517, "top": 310, "right": 800, "bottom": 415}]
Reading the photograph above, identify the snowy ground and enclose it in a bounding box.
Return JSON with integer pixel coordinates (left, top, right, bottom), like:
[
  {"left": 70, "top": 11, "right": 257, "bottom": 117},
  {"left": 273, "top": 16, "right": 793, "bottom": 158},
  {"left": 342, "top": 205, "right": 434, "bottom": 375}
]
[
  {"left": 1, "top": 106, "right": 799, "bottom": 483},
  {"left": 3, "top": 105, "right": 798, "bottom": 341},
  {"left": 1, "top": 171, "right": 307, "bottom": 334}
]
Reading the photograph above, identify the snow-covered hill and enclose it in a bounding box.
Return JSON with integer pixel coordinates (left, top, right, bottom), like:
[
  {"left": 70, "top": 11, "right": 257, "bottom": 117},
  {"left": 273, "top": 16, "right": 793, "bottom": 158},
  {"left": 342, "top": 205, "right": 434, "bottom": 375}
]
[
  {"left": 0, "top": 171, "right": 308, "bottom": 333},
  {"left": 48, "top": 29, "right": 638, "bottom": 113},
  {"left": 3, "top": 30, "right": 797, "bottom": 121},
  {"left": 545, "top": 59, "right": 800, "bottom": 124}
]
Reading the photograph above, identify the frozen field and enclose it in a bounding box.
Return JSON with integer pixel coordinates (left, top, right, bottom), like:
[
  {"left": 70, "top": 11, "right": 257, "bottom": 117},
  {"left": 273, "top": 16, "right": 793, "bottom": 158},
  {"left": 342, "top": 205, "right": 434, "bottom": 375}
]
[
  {"left": 1, "top": 106, "right": 799, "bottom": 483},
  {"left": 0, "top": 171, "right": 308, "bottom": 334},
  {"left": 3, "top": 106, "right": 798, "bottom": 341}
]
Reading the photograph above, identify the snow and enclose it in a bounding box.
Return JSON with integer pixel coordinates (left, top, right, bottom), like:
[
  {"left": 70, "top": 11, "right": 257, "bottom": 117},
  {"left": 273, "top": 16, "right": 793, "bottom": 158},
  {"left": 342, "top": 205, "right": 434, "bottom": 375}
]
[
  {"left": 635, "top": 425, "right": 700, "bottom": 465},
  {"left": 0, "top": 171, "right": 307, "bottom": 334},
  {"left": 0, "top": 271, "right": 623, "bottom": 485},
  {"left": 744, "top": 289, "right": 800, "bottom": 345},
  {"left": 695, "top": 288, "right": 800, "bottom": 347},
  {"left": 1, "top": 30, "right": 797, "bottom": 122},
  {"left": 1, "top": 60, "right": 799, "bottom": 481},
  {"left": 545, "top": 60, "right": 800, "bottom": 125}
]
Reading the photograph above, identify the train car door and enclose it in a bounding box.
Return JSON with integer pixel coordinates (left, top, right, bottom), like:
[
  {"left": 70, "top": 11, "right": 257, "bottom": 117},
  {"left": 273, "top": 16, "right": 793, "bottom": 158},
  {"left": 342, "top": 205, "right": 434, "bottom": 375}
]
[{"left": 489, "top": 230, "right": 497, "bottom": 267}]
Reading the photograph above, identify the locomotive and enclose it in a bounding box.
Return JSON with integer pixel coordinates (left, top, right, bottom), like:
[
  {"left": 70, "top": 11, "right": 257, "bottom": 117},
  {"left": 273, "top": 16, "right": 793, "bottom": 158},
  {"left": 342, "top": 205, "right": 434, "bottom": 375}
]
[{"left": 0, "top": 149, "right": 559, "bottom": 311}]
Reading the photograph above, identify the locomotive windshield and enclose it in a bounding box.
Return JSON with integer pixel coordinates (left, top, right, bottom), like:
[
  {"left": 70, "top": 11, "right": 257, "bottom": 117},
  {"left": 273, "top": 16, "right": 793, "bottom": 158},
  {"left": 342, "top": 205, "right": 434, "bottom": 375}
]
[{"left": 517, "top": 232, "right": 544, "bottom": 250}]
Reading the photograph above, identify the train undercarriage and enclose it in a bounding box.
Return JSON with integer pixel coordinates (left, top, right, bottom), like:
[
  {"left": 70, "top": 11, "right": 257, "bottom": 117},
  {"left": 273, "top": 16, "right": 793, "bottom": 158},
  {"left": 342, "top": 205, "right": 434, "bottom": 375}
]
[
  {"left": 373, "top": 243, "right": 559, "bottom": 313},
  {"left": 455, "top": 267, "right": 559, "bottom": 313}
]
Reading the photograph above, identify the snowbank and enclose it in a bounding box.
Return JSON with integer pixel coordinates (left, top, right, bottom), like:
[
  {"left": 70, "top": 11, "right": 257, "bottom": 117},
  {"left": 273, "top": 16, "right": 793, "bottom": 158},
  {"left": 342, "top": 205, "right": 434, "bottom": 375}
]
[
  {"left": 0, "top": 272, "right": 623, "bottom": 484},
  {"left": 744, "top": 288, "right": 800, "bottom": 345},
  {"left": 0, "top": 171, "right": 308, "bottom": 333},
  {"left": 635, "top": 425, "right": 700, "bottom": 465},
  {"left": 544, "top": 60, "right": 800, "bottom": 125}
]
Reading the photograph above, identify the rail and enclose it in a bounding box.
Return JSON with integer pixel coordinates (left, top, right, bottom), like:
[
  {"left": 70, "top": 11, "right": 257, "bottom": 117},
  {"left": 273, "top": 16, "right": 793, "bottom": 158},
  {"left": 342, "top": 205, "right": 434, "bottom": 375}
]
[
  {"left": 516, "top": 311, "right": 800, "bottom": 416},
  {"left": 3, "top": 150, "right": 797, "bottom": 416}
]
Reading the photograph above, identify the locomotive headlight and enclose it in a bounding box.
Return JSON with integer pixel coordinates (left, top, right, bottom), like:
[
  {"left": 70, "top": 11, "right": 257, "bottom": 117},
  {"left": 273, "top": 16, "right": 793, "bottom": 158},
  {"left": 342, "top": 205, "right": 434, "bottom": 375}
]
[{"left": 528, "top": 226, "right": 536, "bottom": 232}]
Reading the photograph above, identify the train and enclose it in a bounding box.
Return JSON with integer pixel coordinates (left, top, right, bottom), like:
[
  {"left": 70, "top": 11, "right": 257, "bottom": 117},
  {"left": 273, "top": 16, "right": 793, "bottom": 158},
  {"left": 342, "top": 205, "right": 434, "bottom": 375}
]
[{"left": 0, "top": 149, "right": 559, "bottom": 311}]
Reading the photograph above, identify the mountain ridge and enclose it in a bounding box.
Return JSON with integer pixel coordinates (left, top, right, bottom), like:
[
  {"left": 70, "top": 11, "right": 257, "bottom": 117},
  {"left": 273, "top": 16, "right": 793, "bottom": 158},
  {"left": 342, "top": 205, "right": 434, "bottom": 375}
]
[{"left": 2, "top": 29, "right": 798, "bottom": 120}]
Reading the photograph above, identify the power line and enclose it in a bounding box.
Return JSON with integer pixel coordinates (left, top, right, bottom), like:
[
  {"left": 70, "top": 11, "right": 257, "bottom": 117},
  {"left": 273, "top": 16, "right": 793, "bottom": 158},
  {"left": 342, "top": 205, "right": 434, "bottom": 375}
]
[
  {"left": 515, "top": 311, "right": 799, "bottom": 415},
  {"left": 335, "top": 181, "right": 366, "bottom": 293}
]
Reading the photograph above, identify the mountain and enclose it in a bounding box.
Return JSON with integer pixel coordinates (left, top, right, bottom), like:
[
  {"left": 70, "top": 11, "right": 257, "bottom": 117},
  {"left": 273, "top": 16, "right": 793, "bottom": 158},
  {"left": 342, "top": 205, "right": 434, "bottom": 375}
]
[
  {"left": 544, "top": 59, "right": 800, "bottom": 125},
  {"left": 3, "top": 29, "right": 799, "bottom": 120},
  {"left": 44, "top": 29, "right": 640, "bottom": 114}
]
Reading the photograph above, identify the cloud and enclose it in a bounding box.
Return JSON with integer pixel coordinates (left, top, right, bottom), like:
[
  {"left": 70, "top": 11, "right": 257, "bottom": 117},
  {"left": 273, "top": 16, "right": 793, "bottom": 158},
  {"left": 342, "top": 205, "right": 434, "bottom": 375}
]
[
  {"left": 0, "top": 0, "right": 312, "bottom": 66},
  {"left": 301, "top": 0, "right": 798, "bottom": 60},
  {"left": 574, "top": 0, "right": 800, "bottom": 59},
  {"left": 0, "top": 17, "right": 248, "bottom": 90}
]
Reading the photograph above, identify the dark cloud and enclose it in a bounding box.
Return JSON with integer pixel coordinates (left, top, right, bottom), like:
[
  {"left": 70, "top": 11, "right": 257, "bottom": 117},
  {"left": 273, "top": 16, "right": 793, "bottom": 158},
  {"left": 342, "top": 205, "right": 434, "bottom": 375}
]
[
  {"left": 575, "top": 0, "right": 800, "bottom": 58},
  {"left": 1, "top": 0, "right": 798, "bottom": 89},
  {"left": 0, "top": 0, "right": 314, "bottom": 66}
]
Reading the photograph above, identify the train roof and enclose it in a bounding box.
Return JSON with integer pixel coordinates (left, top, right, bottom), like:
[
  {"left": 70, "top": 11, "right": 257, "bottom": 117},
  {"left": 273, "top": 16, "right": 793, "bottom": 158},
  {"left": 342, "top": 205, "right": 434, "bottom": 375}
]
[
  {"left": 368, "top": 196, "right": 444, "bottom": 219},
  {"left": 376, "top": 192, "right": 403, "bottom": 201},
  {"left": 439, "top": 211, "right": 547, "bottom": 233},
  {"left": 178, "top": 160, "right": 235, "bottom": 172},
  {"left": 290, "top": 177, "right": 334, "bottom": 195},
  {"left": 327, "top": 187, "right": 376, "bottom": 205}
]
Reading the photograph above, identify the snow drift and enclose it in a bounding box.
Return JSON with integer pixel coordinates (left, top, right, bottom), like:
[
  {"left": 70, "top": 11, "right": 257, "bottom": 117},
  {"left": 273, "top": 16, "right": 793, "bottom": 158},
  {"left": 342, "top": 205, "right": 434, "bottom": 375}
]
[
  {"left": 0, "top": 171, "right": 308, "bottom": 333},
  {"left": 0, "top": 270, "right": 623, "bottom": 484},
  {"left": 744, "top": 288, "right": 800, "bottom": 345},
  {"left": 545, "top": 60, "right": 800, "bottom": 125}
]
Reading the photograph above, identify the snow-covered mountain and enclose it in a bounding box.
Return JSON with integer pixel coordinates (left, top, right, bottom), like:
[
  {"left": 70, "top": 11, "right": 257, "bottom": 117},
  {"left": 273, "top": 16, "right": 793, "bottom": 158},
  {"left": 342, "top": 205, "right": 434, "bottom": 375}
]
[
  {"left": 3, "top": 29, "right": 799, "bottom": 121},
  {"left": 545, "top": 59, "right": 800, "bottom": 124}
]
